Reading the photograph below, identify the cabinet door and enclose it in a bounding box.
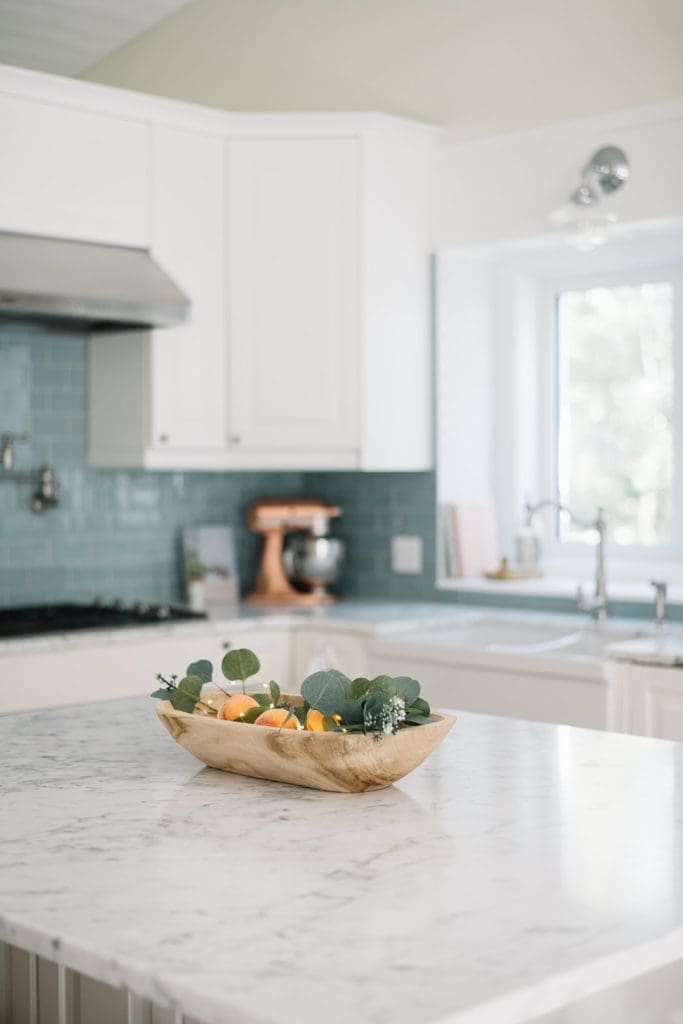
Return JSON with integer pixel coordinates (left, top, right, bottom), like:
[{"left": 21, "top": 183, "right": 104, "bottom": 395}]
[
  {"left": 149, "top": 126, "right": 226, "bottom": 452},
  {"left": 628, "top": 664, "right": 683, "bottom": 741},
  {"left": 0, "top": 627, "right": 291, "bottom": 714},
  {"left": 0, "top": 93, "right": 147, "bottom": 246},
  {"left": 368, "top": 648, "right": 608, "bottom": 728},
  {"left": 227, "top": 138, "right": 360, "bottom": 453}
]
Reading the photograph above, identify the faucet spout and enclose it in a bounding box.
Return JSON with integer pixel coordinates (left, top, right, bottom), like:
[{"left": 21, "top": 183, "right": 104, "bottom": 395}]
[{"left": 526, "top": 500, "right": 608, "bottom": 621}]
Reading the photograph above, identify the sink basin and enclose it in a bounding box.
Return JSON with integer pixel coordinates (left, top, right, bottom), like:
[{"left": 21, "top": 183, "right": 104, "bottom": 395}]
[
  {"left": 406, "top": 617, "right": 645, "bottom": 659},
  {"left": 486, "top": 627, "right": 644, "bottom": 657}
]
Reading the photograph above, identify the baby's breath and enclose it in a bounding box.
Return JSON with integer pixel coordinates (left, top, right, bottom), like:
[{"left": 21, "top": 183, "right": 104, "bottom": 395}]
[{"left": 365, "top": 694, "right": 407, "bottom": 739}]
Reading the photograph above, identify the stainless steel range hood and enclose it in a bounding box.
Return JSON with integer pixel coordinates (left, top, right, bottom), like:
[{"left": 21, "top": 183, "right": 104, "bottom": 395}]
[{"left": 0, "top": 231, "right": 190, "bottom": 332}]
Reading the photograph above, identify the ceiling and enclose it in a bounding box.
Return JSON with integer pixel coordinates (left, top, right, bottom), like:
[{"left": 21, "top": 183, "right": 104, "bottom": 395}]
[
  {"left": 82, "top": 0, "right": 683, "bottom": 138},
  {"left": 0, "top": 0, "right": 192, "bottom": 76}
]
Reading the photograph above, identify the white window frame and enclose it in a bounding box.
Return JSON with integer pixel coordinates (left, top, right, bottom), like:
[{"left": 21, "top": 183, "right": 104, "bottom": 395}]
[
  {"left": 435, "top": 223, "right": 683, "bottom": 594},
  {"left": 534, "top": 262, "right": 683, "bottom": 580}
]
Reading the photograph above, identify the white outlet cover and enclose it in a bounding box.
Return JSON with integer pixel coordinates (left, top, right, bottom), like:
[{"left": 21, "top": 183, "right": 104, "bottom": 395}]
[{"left": 391, "top": 535, "right": 423, "bottom": 575}]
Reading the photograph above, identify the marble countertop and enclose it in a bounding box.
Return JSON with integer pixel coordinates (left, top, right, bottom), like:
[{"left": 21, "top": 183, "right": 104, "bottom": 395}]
[
  {"left": 0, "top": 601, "right": 471, "bottom": 655},
  {"left": 3, "top": 699, "right": 683, "bottom": 1024},
  {"left": 605, "top": 632, "right": 683, "bottom": 667}
]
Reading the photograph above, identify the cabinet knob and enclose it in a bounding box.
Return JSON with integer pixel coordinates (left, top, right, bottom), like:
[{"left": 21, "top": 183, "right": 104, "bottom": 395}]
[
  {"left": 159, "top": 434, "right": 170, "bottom": 443},
  {"left": 230, "top": 435, "right": 241, "bottom": 445},
  {"left": 222, "top": 641, "right": 232, "bottom": 650}
]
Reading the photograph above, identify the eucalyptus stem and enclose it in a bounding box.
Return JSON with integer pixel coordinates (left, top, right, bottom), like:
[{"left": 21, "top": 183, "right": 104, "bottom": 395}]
[{"left": 155, "top": 673, "right": 218, "bottom": 716}]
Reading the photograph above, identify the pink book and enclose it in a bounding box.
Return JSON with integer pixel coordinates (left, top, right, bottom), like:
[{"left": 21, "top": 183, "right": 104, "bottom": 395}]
[{"left": 451, "top": 504, "right": 500, "bottom": 578}]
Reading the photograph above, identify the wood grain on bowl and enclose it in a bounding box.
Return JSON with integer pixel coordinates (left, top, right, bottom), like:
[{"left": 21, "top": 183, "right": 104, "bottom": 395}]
[{"left": 156, "top": 692, "right": 456, "bottom": 793}]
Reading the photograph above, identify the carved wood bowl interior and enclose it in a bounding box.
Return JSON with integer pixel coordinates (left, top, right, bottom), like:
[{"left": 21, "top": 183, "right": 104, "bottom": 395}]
[{"left": 156, "top": 691, "right": 456, "bottom": 793}]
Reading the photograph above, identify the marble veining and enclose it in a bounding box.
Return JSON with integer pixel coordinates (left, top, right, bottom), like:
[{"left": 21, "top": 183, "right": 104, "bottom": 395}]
[{"left": 2, "top": 699, "right": 683, "bottom": 1023}]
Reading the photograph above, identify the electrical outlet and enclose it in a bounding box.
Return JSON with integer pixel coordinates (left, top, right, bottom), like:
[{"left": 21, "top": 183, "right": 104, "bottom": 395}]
[{"left": 391, "top": 535, "right": 423, "bottom": 575}]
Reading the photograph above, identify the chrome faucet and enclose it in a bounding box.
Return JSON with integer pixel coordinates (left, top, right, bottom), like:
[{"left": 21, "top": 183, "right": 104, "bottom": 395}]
[{"left": 525, "top": 500, "right": 608, "bottom": 622}]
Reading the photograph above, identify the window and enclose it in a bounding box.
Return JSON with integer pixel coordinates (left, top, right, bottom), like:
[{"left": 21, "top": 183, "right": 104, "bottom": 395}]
[
  {"left": 435, "top": 228, "right": 683, "bottom": 590},
  {"left": 556, "top": 281, "right": 675, "bottom": 547}
]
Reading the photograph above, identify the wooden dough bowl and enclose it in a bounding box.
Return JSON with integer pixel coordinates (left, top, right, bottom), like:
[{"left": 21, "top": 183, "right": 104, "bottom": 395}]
[{"left": 156, "top": 693, "right": 456, "bottom": 793}]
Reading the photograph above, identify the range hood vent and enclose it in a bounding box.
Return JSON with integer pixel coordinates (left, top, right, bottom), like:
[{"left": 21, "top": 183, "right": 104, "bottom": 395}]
[{"left": 0, "top": 231, "right": 190, "bottom": 332}]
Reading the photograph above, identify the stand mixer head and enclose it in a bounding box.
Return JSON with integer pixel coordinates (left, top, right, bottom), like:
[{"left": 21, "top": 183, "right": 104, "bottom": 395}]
[{"left": 246, "top": 498, "right": 344, "bottom": 604}]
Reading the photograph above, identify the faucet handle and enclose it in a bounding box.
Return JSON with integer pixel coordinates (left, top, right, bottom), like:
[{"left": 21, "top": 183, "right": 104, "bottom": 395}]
[
  {"left": 651, "top": 580, "right": 667, "bottom": 628},
  {"left": 1, "top": 432, "right": 29, "bottom": 472}
]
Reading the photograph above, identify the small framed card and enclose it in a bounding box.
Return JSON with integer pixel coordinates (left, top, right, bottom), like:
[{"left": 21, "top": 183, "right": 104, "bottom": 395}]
[{"left": 182, "top": 525, "right": 240, "bottom": 607}]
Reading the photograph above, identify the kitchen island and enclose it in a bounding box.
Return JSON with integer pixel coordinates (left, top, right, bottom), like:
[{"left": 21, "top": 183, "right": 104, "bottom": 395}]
[{"left": 2, "top": 698, "right": 683, "bottom": 1024}]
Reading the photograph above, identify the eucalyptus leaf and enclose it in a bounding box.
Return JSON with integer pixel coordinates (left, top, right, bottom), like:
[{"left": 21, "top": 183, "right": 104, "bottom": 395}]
[
  {"left": 337, "top": 699, "right": 364, "bottom": 725},
  {"left": 301, "top": 671, "right": 347, "bottom": 716},
  {"left": 348, "top": 677, "right": 371, "bottom": 700},
  {"left": 405, "top": 713, "right": 433, "bottom": 726},
  {"left": 320, "top": 668, "right": 352, "bottom": 694},
  {"left": 292, "top": 705, "right": 307, "bottom": 726},
  {"left": 369, "top": 675, "right": 397, "bottom": 697},
  {"left": 150, "top": 687, "right": 171, "bottom": 700},
  {"left": 395, "top": 676, "right": 420, "bottom": 708},
  {"left": 250, "top": 693, "right": 272, "bottom": 708},
  {"left": 363, "top": 691, "right": 390, "bottom": 716},
  {"left": 269, "top": 680, "right": 281, "bottom": 705},
  {"left": 240, "top": 705, "right": 266, "bottom": 724},
  {"left": 187, "top": 659, "right": 213, "bottom": 684},
  {"left": 222, "top": 649, "right": 260, "bottom": 684},
  {"left": 408, "top": 697, "right": 431, "bottom": 717},
  {"left": 170, "top": 675, "right": 203, "bottom": 714}
]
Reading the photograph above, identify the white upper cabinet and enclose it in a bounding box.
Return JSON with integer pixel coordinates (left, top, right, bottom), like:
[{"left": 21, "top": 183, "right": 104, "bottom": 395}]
[
  {"left": 148, "top": 126, "right": 226, "bottom": 452},
  {"left": 0, "top": 93, "right": 148, "bottom": 247},
  {"left": 227, "top": 138, "right": 360, "bottom": 456},
  {"left": 225, "top": 128, "right": 434, "bottom": 470},
  {"left": 89, "top": 125, "right": 226, "bottom": 465},
  {"left": 0, "top": 68, "right": 434, "bottom": 472}
]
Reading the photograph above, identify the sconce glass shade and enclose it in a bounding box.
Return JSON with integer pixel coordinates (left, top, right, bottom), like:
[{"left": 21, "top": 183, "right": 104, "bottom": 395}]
[{"left": 549, "top": 202, "right": 618, "bottom": 252}]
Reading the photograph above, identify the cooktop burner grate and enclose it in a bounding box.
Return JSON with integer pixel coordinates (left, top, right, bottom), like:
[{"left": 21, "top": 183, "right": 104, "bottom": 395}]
[{"left": 0, "top": 601, "right": 206, "bottom": 638}]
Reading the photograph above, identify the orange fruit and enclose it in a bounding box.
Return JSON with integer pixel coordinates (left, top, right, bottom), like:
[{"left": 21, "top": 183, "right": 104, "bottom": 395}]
[
  {"left": 254, "top": 708, "right": 302, "bottom": 730},
  {"left": 218, "top": 694, "right": 259, "bottom": 721}
]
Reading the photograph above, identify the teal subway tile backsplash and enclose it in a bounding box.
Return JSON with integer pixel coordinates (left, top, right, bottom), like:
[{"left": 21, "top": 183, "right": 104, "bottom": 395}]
[
  {"left": 0, "top": 324, "right": 310, "bottom": 607},
  {"left": 0, "top": 322, "right": 670, "bottom": 621},
  {"left": 0, "top": 322, "right": 439, "bottom": 608}
]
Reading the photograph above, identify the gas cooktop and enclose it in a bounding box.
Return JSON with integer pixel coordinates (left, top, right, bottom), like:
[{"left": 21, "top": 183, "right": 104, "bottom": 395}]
[{"left": 0, "top": 600, "right": 207, "bottom": 639}]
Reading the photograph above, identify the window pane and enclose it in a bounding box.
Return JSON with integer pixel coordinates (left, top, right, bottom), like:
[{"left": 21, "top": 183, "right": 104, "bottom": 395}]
[{"left": 557, "top": 282, "right": 674, "bottom": 546}]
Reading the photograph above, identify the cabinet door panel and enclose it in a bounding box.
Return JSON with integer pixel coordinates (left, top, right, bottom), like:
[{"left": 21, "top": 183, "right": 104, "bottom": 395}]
[
  {"left": 0, "top": 94, "right": 147, "bottom": 246},
  {"left": 149, "top": 126, "right": 226, "bottom": 451},
  {"left": 227, "top": 138, "right": 360, "bottom": 452},
  {"left": 629, "top": 664, "right": 683, "bottom": 740}
]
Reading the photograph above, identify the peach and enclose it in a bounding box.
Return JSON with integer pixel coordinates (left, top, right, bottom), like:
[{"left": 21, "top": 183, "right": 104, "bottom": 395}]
[
  {"left": 254, "top": 708, "right": 302, "bottom": 730},
  {"left": 218, "top": 694, "right": 259, "bottom": 721},
  {"left": 305, "top": 708, "right": 326, "bottom": 732},
  {"left": 305, "top": 709, "right": 341, "bottom": 732}
]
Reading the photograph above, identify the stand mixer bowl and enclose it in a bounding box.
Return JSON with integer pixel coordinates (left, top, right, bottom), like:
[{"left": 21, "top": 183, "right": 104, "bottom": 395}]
[{"left": 288, "top": 535, "right": 345, "bottom": 598}]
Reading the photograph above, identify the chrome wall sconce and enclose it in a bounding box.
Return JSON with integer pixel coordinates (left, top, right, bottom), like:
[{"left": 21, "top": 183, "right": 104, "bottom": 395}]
[{"left": 550, "top": 145, "right": 630, "bottom": 251}]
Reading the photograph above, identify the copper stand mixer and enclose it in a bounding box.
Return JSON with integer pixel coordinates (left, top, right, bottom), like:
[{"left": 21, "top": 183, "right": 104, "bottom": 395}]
[{"left": 246, "top": 498, "right": 344, "bottom": 605}]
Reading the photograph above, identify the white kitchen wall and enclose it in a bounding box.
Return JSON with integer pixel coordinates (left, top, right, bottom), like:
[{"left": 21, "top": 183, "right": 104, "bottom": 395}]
[{"left": 434, "top": 99, "right": 683, "bottom": 247}]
